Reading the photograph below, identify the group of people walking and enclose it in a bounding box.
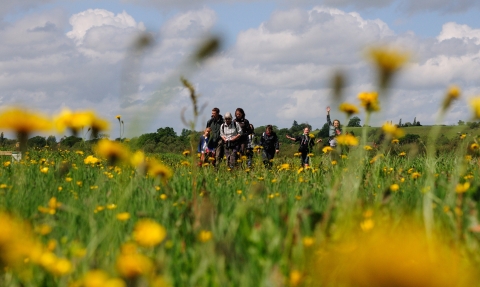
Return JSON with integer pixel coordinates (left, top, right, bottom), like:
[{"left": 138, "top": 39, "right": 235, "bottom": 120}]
[{"left": 197, "top": 106, "right": 342, "bottom": 169}]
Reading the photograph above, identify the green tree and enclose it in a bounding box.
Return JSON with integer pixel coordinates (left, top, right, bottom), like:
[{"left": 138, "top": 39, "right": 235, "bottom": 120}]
[
  {"left": 347, "top": 116, "right": 361, "bottom": 127},
  {"left": 28, "top": 136, "right": 46, "bottom": 148},
  {"left": 318, "top": 123, "right": 329, "bottom": 138},
  {"left": 46, "top": 135, "right": 57, "bottom": 146}
]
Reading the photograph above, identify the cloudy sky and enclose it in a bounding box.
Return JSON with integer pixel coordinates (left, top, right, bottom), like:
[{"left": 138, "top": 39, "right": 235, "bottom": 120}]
[{"left": 1, "top": 0, "right": 480, "bottom": 138}]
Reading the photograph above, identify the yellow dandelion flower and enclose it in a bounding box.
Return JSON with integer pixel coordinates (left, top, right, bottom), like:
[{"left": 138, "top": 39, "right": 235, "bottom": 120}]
[
  {"left": 147, "top": 159, "right": 173, "bottom": 182},
  {"left": 182, "top": 150, "right": 190, "bottom": 156},
  {"left": 180, "top": 161, "right": 190, "bottom": 166},
  {"left": 116, "top": 253, "right": 152, "bottom": 279},
  {"left": 106, "top": 204, "right": 117, "bottom": 210},
  {"left": 367, "top": 46, "right": 410, "bottom": 88},
  {"left": 455, "top": 182, "right": 470, "bottom": 194},
  {"left": 382, "top": 122, "right": 404, "bottom": 138},
  {"left": 341, "top": 154, "right": 348, "bottom": 159},
  {"left": 116, "top": 212, "right": 130, "bottom": 221},
  {"left": 358, "top": 91, "right": 380, "bottom": 112},
  {"left": 84, "top": 155, "right": 100, "bottom": 164},
  {"left": 442, "top": 85, "right": 461, "bottom": 110},
  {"left": 360, "top": 219, "right": 375, "bottom": 231},
  {"left": 339, "top": 102, "right": 359, "bottom": 116},
  {"left": 391, "top": 139, "right": 399, "bottom": 144},
  {"left": 336, "top": 134, "right": 359, "bottom": 146},
  {"left": 133, "top": 219, "right": 167, "bottom": 247},
  {"left": 3, "top": 161, "right": 11, "bottom": 167},
  {"left": 469, "top": 97, "right": 480, "bottom": 119},
  {"left": 198, "top": 230, "right": 212, "bottom": 242},
  {"left": 278, "top": 163, "right": 290, "bottom": 171},
  {"left": 460, "top": 134, "right": 466, "bottom": 139},
  {"left": 398, "top": 152, "right": 406, "bottom": 157},
  {"left": 35, "top": 224, "right": 53, "bottom": 235},
  {"left": 331, "top": 160, "right": 337, "bottom": 165},
  {"left": 159, "top": 194, "right": 167, "bottom": 200},
  {"left": 364, "top": 145, "right": 373, "bottom": 151},
  {"left": 307, "top": 153, "right": 314, "bottom": 157},
  {"left": 40, "top": 167, "right": 49, "bottom": 173},
  {"left": 302, "top": 237, "right": 315, "bottom": 247},
  {"left": 116, "top": 115, "right": 121, "bottom": 121},
  {"left": 95, "top": 139, "right": 130, "bottom": 165},
  {"left": 470, "top": 143, "right": 479, "bottom": 151},
  {"left": 308, "top": 133, "right": 315, "bottom": 139},
  {"left": 390, "top": 184, "right": 400, "bottom": 192},
  {"left": 0, "top": 107, "right": 52, "bottom": 134},
  {"left": 411, "top": 172, "right": 421, "bottom": 179},
  {"left": 289, "top": 270, "right": 303, "bottom": 287},
  {"left": 465, "top": 155, "right": 472, "bottom": 161}
]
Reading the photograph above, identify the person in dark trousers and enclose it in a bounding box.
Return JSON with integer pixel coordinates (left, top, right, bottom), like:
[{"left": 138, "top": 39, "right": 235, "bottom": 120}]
[
  {"left": 260, "top": 125, "right": 279, "bottom": 168},
  {"left": 286, "top": 127, "right": 315, "bottom": 167},
  {"left": 206, "top": 107, "right": 224, "bottom": 167},
  {"left": 234, "top": 108, "right": 251, "bottom": 157},
  {"left": 220, "top": 112, "right": 242, "bottom": 169},
  {"left": 246, "top": 124, "right": 256, "bottom": 168}
]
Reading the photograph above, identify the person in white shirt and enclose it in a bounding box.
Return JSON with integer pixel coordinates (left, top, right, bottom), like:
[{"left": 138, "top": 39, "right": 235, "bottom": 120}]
[{"left": 220, "top": 112, "right": 242, "bottom": 169}]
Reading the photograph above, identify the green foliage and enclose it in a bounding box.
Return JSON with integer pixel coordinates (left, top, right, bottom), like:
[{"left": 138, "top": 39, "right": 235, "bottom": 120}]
[
  {"left": 27, "top": 136, "right": 46, "bottom": 148},
  {"left": 347, "top": 116, "right": 362, "bottom": 127}
]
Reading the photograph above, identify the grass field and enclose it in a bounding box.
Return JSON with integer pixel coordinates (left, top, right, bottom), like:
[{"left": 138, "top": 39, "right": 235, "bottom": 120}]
[{"left": 1, "top": 132, "right": 480, "bottom": 286}]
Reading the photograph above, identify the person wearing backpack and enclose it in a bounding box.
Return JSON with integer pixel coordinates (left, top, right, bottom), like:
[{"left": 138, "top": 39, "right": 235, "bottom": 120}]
[
  {"left": 260, "top": 125, "right": 279, "bottom": 168},
  {"left": 206, "top": 107, "right": 224, "bottom": 167},
  {"left": 234, "top": 108, "right": 252, "bottom": 157},
  {"left": 286, "top": 127, "right": 315, "bottom": 167},
  {"left": 220, "top": 112, "right": 242, "bottom": 169}
]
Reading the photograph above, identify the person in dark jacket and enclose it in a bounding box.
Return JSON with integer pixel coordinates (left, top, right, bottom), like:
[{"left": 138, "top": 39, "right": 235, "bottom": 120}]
[
  {"left": 260, "top": 125, "right": 279, "bottom": 168},
  {"left": 286, "top": 127, "right": 315, "bottom": 167},
  {"left": 197, "top": 127, "right": 215, "bottom": 165},
  {"left": 206, "top": 107, "right": 224, "bottom": 167},
  {"left": 234, "top": 108, "right": 251, "bottom": 157}
]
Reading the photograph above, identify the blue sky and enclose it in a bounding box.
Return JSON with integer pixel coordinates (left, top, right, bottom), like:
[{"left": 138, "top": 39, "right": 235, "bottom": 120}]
[{"left": 1, "top": 0, "right": 480, "bottom": 138}]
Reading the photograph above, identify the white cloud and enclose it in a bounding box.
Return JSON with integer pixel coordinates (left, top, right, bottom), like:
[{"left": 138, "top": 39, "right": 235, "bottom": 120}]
[
  {"left": 437, "top": 22, "right": 480, "bottom": 44},
  {"left": 2, "top": 4, "right": 480, "bottom": 139}
]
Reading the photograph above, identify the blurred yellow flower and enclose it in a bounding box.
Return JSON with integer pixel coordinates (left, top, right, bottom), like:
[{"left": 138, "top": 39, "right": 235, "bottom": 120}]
[
  {"left": 95, "top": 139, "right": 130, "bottom": 165},
  {"left": 442, "top": 85, "right": 461, "bottom": 110},
  {"left": 278, "top": 163, "right": 290, "bottom": 171},
  {"left": 308, "top": 133, "right": 315, "bottom": 139},
  {"left": 147, "top": 159, "right": 173, "bottom": 182},
  {"left": 399, "top": 152, "right": 406, "bottom": 156},
  {"left": 182, "top": 150, "right": 190, "bottom": 156},
  {"left": 116, "top": 115, "right": 121, "bottom": 120},
  {"left": 391, "top": 139, "right": 399, "bottom": 144},
  {"left": 367, "top": 46, "right": 410, "bottom": 88},
  {"left": 360, "top": 219, "right": 375, "bottom": 231},
  {"left": 411, "top": 172, "right": 421, "bottom": 179},
  {"left": 470, "top": 143, "right": 479, "bottom": 151},
  {"left": 40, "top": 167, "right": 49, "bottom": 174},
  {"left": 116, "top": 253, "right": 152, "bottom": 279},
  {"left": 159, "top": 194, "right": 167, "bottom": 200},
  {"left": 382, "top": 122, "right": 404, "bottom": 138},
  {"left": 314, "top": 220, "right": 474, "bottom": 287},
  {"left": 302, "top": 237, "right": 315, "bottom": 247},
  {"left": 116, "top": 212, "right": 130, "bottom": 221},
  {"left": 84, "top": 155, "right": 100, "bottom": 164},
  {"left": 35, "top": 224, "right": 53, "bottom": 235},
  {"left": 469, "top": 97, "right": 480, "bottom": 119},
  {"left": 358, "top": 92, "right": 380, "bottom": 112},
  {"left": 390, "top": 184, "right": 400, "bottom": 192},
  {"left": 339, "top": 102, "right": 359, "bottom": 116},
  {"left": 3, "top": 161, "right": 11, "bottom": 167},
  {"left": 460, "top": 134, "right": 466, "bottom": 139},
  {"left": 322, "top": 147, "right": 333, "bottom": 154},
  {"left": 455, "top": 182, "right": 470, "bottom": 194},
  {"left": 364, "top": 145, "right": 373, "bottom": 151},
  {"left": 289, "top": 270, "right": 303, "bottom": 287},
  {"left": 336, "top": 134, "right": 359, "bottom": 146},
  {"left": 133, "top": 219, "right": 167, "bottom": 247},
  {"left": 198, "top": 230, "right": 212, "bottom": 242},
  {"left": 0, "top": 107, "right": 52, "bottom": 134}
]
